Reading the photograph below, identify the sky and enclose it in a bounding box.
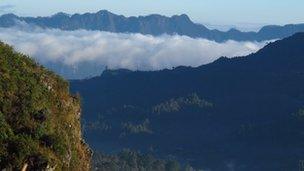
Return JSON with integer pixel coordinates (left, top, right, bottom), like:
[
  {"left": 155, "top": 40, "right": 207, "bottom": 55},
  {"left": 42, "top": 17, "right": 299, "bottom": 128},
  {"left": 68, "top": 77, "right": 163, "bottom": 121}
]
[{"left": 0, "top": 0, "right": 304, "bottom": 30}]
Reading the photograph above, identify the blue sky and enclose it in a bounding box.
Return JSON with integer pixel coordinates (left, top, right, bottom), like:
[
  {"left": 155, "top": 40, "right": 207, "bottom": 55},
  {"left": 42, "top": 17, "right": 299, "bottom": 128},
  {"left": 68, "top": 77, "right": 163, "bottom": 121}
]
[{"left": 1, "top": 0, "right": 304, "bottom": 28}]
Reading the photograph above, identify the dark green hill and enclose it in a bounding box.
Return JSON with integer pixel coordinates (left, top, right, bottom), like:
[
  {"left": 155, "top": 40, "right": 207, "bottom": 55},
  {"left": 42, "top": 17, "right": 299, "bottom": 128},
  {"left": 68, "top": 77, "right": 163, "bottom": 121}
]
[
  {"left": 0, "top": 42, "right": 91, "bottom": 170},
  {"left": 71, "top": 33, "right": 304, "bottom": 171}
]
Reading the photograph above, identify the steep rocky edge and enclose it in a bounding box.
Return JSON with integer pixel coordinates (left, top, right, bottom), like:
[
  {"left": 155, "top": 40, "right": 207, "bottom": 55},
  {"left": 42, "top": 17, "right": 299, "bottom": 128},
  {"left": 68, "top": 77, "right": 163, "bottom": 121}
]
[{"left": 0, "top": 42, "right": 91, "bottom": 170}]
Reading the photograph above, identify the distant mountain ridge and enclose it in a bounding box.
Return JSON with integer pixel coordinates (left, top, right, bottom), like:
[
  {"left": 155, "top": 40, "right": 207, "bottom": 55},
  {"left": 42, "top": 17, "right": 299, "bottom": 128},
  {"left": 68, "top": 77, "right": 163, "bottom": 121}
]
[{"left": 1, "top": 10, "right": 304, "bottom": 42}]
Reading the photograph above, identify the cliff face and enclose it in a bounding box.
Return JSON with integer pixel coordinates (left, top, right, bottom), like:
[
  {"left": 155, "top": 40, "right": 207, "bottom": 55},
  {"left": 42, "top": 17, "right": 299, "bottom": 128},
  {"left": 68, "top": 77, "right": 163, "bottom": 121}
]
[{"left": 0, "top": 42, "right": 91, "bottom": 170}]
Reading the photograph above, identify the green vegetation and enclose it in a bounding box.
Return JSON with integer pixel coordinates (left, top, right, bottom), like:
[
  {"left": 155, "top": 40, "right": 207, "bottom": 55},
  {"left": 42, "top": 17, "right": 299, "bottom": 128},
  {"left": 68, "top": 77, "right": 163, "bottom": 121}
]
[
  {"left": 121, "top": 119, "right": 153, "bottom": 136},
  {"left": 152, "top": 93, "right": 213, "bottom": 114},
  {"left": 0, "top": 42, "right": 91, "bottom": 170},
  {"left": 92, "top": 150, "right": 196, "bottom": 171}
]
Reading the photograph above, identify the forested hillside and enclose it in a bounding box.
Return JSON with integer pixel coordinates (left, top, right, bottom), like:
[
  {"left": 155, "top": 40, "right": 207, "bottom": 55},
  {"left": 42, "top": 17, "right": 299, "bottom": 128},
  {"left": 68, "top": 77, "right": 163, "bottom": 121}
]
[
  {"left": 71, "top": 33, "right": 304, "bottom": 171},
  {"left": 0, "top": 42, "right": 91, "bottom": 170}
]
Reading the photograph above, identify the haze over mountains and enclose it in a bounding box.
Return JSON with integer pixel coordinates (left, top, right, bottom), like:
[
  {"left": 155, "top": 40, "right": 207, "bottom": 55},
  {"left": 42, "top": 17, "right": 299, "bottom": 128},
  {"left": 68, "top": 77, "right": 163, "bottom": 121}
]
[
  {"left": 1, "top": 10, "right": 304, "bottom": 42},
  {"left": 71, "top": 33, "right": 304, "bottom": 171},
  {"left": 0, "top": 20, "right": 267, "bottom": 79},
  {"left": 0, "top": 10, "right": 304, "bottom": 79}
]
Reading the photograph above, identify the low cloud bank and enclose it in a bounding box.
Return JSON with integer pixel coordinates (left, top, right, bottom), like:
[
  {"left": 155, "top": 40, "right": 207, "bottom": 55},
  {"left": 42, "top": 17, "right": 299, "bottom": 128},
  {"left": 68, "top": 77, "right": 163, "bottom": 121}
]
[{"left": 0, "top": 25, "right": 269, "bottom": 71}]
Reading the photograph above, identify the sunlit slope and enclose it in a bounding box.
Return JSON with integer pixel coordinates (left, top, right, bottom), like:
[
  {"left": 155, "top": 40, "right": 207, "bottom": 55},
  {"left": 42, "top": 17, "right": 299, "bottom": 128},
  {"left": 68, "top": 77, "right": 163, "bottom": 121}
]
[{"left": 0, "top": 42, "right": 91, "bottom": 170}]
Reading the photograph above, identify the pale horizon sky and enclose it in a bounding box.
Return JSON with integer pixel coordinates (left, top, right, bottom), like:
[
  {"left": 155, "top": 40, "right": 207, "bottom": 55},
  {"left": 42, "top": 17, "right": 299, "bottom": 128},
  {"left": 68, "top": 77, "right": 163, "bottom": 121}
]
[{"left": 1, "top": 0, "right": 304, "bottom": 31}]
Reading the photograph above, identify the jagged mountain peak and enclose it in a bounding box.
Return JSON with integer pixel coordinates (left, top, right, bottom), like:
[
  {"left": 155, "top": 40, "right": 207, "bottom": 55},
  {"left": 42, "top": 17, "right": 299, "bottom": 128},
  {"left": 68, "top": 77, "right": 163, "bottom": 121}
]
[{"left": 1, "top": 10, "right": 304, "bottom": 42}]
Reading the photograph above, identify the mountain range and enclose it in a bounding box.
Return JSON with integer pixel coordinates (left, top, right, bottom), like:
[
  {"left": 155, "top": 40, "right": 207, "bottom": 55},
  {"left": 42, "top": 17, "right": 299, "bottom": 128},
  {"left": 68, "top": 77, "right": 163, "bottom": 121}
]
[
  {"left": 3, "top": 7, "right": 304, "bottom": 171},
  {"left": 1, "top": 10, "right": 304, "bottom": 42},
  {"left": 71, "top": 32, "right": 304, "bottom": 171}
]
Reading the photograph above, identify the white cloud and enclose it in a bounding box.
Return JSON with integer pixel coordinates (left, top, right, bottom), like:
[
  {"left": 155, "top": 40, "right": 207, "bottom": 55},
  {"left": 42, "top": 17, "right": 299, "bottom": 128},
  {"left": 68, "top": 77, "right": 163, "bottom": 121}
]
[{"left": 0, "top": 24, "right": 269, "bottom": 71}]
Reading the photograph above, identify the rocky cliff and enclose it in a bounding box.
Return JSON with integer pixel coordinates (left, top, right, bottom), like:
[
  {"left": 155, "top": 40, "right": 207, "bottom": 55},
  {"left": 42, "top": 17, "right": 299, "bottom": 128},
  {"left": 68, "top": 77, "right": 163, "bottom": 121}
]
[{"left": 0, "top": 42, "right": 91, "bottom": 170}]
